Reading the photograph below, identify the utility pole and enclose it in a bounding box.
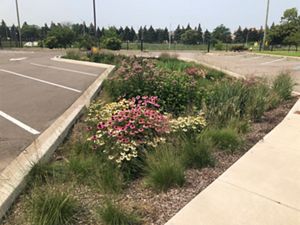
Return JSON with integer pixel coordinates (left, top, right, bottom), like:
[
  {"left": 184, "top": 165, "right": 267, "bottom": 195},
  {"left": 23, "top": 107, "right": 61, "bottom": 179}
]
[
  {"left": 262, "top": 0, "right": 270, "bottom": 50},
  {"left": 93, "top": 0, "right": 97, "bottom": 36},
  {"left": 15, "top": 0, "right": 22, "bottom": 47}
]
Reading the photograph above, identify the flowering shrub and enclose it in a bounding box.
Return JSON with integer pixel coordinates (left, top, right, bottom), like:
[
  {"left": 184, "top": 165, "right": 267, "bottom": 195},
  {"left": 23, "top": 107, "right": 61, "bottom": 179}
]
[
  {"left": 185, "top": 67, "right": 206, "bottom": 78},
  {"left": 104, "top": 57, "right": 209, "bottom": 115},
  {"left": 170, "top": 114, "right": 206, "bottom": 133},
  {"left": 87, "top": 96, "right": 169, "bottom": 164}
]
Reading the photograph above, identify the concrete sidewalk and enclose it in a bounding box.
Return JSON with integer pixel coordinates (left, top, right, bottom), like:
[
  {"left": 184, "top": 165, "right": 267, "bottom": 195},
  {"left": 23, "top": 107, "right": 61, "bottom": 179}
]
[{"left": 166, "top": 98, "right": 300, "bottom": 225}]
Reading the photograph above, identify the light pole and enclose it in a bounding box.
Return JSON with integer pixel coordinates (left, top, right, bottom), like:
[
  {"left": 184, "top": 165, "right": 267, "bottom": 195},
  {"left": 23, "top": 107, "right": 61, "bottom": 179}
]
[
  {"left": 15, "top": 0, "right": 22, "bottom": 47},
  {"left": 262, "top": 0, "right": 270, "bottom": 50},
  {"left": 93, "top": 0, "right": 97, "bottom": 36}
]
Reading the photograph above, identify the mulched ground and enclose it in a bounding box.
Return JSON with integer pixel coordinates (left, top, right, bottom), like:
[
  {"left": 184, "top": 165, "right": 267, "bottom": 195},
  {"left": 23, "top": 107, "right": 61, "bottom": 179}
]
[{"left": 1, "top": 98, "right": 297, "bottom": 225}]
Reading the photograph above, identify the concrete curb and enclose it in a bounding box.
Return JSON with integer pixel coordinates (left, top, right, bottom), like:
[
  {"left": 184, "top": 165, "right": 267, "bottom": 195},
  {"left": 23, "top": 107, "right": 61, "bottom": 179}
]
[{"left": 0, "top": 58, "right": 114, "bottom": 220}]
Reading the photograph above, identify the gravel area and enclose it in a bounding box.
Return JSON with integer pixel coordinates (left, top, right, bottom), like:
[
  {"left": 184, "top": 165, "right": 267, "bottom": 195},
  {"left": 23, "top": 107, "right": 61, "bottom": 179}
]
[{"left": 1, "top": 98, "right": 297, "bottom": 225}]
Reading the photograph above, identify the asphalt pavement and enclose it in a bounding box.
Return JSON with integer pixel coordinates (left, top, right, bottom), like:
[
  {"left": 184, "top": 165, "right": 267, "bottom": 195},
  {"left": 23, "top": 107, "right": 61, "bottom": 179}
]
[{"left": 0, "top": 49, "right": 106, "bottom": 171}]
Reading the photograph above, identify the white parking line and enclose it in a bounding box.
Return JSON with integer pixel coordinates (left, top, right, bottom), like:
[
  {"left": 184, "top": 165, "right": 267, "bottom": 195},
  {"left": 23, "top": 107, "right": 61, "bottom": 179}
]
[
  {"left": 260, "top": 58, "right": 286, "bottom": 65},
  {"left": 0, "top": 69, "right": 82, "bottom": 93},
  {"left": 0, "top": 111, "right": 40, "bottom": 135},
  {"left": 10, "top": 57, "right": 27, "bottom": 61},
  {"left": 30, "top": 63, "right": 98, "bottom": 77},
  {"left": 241, "top": 56, "right": 264, "bottom": 61}
]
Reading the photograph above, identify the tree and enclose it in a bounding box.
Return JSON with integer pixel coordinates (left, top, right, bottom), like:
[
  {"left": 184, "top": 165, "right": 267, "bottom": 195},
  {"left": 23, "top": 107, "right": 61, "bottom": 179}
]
[
  {"left": 197, "top": 24, "right": 203, "bottom": 43},
  {"left": 45, "top": 25, "right": 75, "bottom": 48},
  {"left": 0, "top": 20, "right": 9, "bottom": 40},
  {"left": 146, "top": 26, "right": 157, "bottom": 43},
  {"left": 22, "top": 23, "right": 40, "bottom": 41},
  {"left": 181, "top": 29, "right": 199, "bottom": 45},
  {"left": 234, "top": 26, "right": 244, "bottom": 43},
  {"left": 212, "top": 24, "right": 232, "bottom": 43},
  {"left": 100, "top": 27, "right": 122, "bottom": 50},
  {"left": 174, "top": 25, "right": 184, "bottom": 42},
  {"left": 284, "top": 31, "right": 300, "bottom": 51},
  {"left": 203, "top": 29, "right": 211, "bottom": 44}
]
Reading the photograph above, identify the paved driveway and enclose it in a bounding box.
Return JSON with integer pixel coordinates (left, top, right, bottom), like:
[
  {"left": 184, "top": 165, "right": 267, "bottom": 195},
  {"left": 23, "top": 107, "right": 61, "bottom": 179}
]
[{"left": 0, "top": 50, "right": 106, "bottom": 171}]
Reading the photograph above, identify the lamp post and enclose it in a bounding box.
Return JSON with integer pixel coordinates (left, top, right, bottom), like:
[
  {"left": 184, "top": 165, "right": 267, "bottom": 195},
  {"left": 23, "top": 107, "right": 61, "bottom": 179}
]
[
  {"left": 262, "top": 0, "right": 270, "bottom": 50},
  {"left": 15, "top": 0, "right": 22, "bottom": 47},
  {"left": 93, "top": 0, "right": 97, "bottom": 36}
]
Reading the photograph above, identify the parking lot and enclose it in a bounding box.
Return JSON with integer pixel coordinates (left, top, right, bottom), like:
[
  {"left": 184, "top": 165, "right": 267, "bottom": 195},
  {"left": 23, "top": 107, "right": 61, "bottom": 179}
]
[
  {"left": 0, "top": 50, "right": 106, "bottom": 171},
  {"left": 193, "top": 52, "right": 300, "bottom": 93}
]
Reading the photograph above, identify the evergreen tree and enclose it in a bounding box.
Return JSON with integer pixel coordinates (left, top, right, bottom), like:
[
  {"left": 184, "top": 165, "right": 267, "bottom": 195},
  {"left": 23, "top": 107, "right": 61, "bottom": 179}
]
[
  {"left": 197, "top": 24, "right": 203, "bottom": 43},
  {"left": 234, "top": 26, "right": 244, "bottom": 43},
  {"left": 204, "top": 29, "right": 211, "bottom": 44}
]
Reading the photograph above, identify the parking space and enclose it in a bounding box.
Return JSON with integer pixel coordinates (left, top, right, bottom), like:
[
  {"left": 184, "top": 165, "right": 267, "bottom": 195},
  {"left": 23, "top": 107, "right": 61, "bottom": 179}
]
[{"left": 0, "top": 50, "right": 106, "bottom": 171}]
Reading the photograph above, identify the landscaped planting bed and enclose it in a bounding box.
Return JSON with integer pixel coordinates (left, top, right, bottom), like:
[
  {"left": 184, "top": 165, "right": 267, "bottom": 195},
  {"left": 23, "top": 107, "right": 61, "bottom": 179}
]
[{"left": 2, "top": 52, "right": 296, "bottom": 225}]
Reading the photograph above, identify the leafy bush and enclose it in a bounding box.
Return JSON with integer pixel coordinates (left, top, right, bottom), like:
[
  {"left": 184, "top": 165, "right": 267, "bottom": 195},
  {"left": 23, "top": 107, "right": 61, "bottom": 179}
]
[
  {"left": 214, "top": 41, "right": 224, "bottom": 51},
  {"left": 29, "top": 189, "right": 77, "bottom": 225},
  {"left": 181, "top": 135, "right": 215, "bottom": 169},
  {"left": 105, "top": 57, "right": 211, "bottom": 115},
  {"left": 272, "top": 73, "right": 294, "bottom": 101},
  {"left": 144, "top": 145, "right": 185, "bottom": 192},
  {"left": 89, "top": 52, "right": 126, "bottom": 66},
  {"left": 64, "top": 49, "right": 86, "bottom": 60},
  {"left": 102, "top": 37, "right": 122, "bottom": 50},
  {"left": 99, "top": 201, "right": 141, "bottom": 225},
  {"left": 206, "top": 128, "right": 242, "bottom": 152},
  {"left": 230, "top": 45, "right": 248, "bottom": 52}
]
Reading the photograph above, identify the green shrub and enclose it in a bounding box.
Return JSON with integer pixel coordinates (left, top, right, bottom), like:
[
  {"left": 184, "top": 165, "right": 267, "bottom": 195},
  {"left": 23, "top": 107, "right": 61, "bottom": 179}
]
[
  {"left": 64, "top": 49, "right": 85, "bottom": 60},
  {"left": 230, "top": 45, "right": 248, "bottom": 52},
  {"left": 205, "top": 69, "right": 225, "bottom": 80},
  {"left": 206, "top": 128, "right": 242, "bottom": 152},
  {"left": 144, "top": 145, "right": 185, "bottom": 192},
  {"left": 99, "top": 201, "right": 141, "bottom": 225},
  {"left": 102, "top": 37, "right": 122, "bottom": 50},
  {"left": 89, "top": 52, "right": 126, "bottom": 66},
  {"left": 214, "top": 41, "right": 224, "bottom": 51},
  {"left": 272, "top": 73, "right": 294, "bottom": 101},
  {"left": 29, "top": 189, "right": 77, "bottom": 225},
  {"left": 181, "top": 135, "right": 215, "bottom": 169}
]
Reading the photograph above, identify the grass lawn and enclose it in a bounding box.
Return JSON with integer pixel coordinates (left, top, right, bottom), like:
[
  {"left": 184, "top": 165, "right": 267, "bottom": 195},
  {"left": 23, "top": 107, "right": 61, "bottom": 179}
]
[
  {"left": 255, "top": 50, "right": 300, "bottom": 57},
  {"left": 1, "top": 51, "right": 296, "bottom": 225}
]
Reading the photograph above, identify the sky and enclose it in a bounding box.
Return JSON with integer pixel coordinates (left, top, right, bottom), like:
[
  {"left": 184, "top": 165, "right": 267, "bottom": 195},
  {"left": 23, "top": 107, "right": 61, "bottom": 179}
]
[{"left": 0, "top": 0, "right": 299, "bottom": 32}]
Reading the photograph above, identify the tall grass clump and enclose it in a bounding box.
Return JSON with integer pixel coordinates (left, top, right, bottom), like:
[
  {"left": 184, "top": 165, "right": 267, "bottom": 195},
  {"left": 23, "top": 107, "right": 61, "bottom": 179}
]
[
  {"left": 29, "top": 189, "right": 78, "bottom": 225},
  {"left": 144, "top": 145, "right": 185, "bottom": 192},
  {"left": 181, "top": 135, "right": 215, "bottom": 169},
  {"left": 272, "top": 73, "right": 294, "bottom": 101},
  {"left": 204, "top": 80, "right": 247, "bottom": 126},
  {"left": 28, "top": 162, "right": 68, "bottom": 185},
  {"left": 205, "top": 128, "right": 243, "bottom": 152},
  {"left": 99, "top": 200, "right": 141, "bottom": 225},
  {"left": 68, "top": 154, "right": 123, "bottom": 194}
]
